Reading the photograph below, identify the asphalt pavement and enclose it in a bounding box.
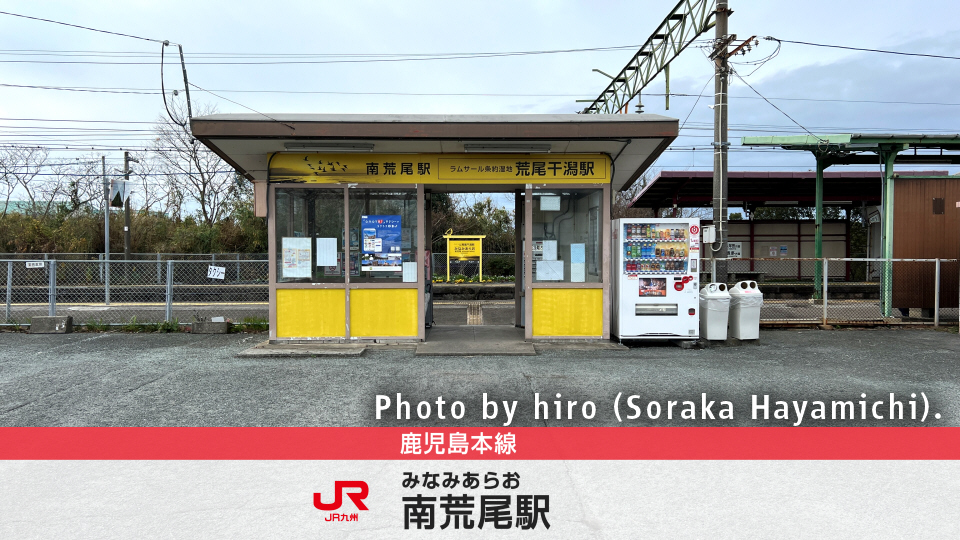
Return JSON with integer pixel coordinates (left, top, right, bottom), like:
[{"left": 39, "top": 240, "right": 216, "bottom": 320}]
[{"left": 1, "top": 327, "right": 958, "bottom": 427}]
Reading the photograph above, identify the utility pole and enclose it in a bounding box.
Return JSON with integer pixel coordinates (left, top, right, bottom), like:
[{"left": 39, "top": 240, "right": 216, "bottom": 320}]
[
  {"left": 102, "top": 155, "right": 109, "bottom": 260},
  {"left": 102, "top": 155, "right": 110, "bottom": 305},
  {"left": 123, "top": 151, "right": 139, "bottom": 260},
  {"left": 710, "top": 0, "right": 733, "bottom": 283}
]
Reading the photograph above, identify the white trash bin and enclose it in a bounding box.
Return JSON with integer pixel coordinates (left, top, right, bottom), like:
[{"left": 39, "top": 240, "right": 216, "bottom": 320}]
[
  {"left": 699, "top": 282, "right": 731, "bottom": 341},
  {"left": 729, "top": 280, "right": 763, "bottom": 340}
]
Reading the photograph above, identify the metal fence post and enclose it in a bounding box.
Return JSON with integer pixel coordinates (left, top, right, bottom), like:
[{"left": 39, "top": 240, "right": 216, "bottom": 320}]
[
  {"left": 48, "top": 260, "right": 57, "bottom": 316},
  {"left": 104, "top": 254, "right": 110, "bottom": 306},
  {"left": 822, "top": 258, "right": 828, "bottom": 325},
  {"left": 157, "top": 253, "right": 162, "bottom": 285},
  {"left": 165, "top": 260, "right": 174, "bottom": 322},
  {"left": 711, "top": 258, "right": 717, "bottom": 282},
  {"left": 236, "top": 253, "right": 240, "bottom": 282},
  {"left": 5, "top": 261, "right": 11, "bottom": 321},
  {"left": 934, "top": 259, "right": 941, "bottom": 327}
]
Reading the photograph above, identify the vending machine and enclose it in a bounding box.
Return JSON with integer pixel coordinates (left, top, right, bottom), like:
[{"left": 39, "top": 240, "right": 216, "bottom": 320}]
[{"left": 612, "top": 218, "right": 701, "bottom": 340}]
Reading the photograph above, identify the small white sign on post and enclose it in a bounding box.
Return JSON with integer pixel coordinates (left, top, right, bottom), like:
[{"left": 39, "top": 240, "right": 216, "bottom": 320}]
[
  {"left": 25, "top": 261, "right": 44, "bottom": 269},
  {"left": 207, "top": 265, "right": 226, "bottom": 280},
  {"left": 727, "top": 242, "right": 742, "bottom": 258}
]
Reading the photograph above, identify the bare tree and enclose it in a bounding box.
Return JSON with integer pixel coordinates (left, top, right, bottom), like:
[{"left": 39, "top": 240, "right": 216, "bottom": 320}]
[
  {"left": 0, "top": 145, "right": 48, "bottom": 218},
  {"left": 120, "top": 150, "right": 164, "bottom": 215},
  {"left": 612, "top": 171, "right": 655, "bottom": 220},
  {"left": 50, "top": 155, "right": 103, "bottom": 216},
  {"left": 153, "top": 99, "right": 241, "bottom": 225}
]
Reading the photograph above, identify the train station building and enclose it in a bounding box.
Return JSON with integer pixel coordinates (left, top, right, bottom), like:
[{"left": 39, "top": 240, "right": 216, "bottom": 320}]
[{"left": 191, "top": 114, "right": 677, "bottom": 342}]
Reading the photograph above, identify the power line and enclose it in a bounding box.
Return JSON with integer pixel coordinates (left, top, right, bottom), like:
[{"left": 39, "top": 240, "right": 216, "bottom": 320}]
[
  {"left": 0, "top": 43, "right": 695, "bottom": 65},
  {"left": 187, "top": 83, "right": 295, "bottom": 131},
  {"left": 7, "top": 82, "right": 960, "bottom": 109},
  {"left": 729, "top": 67, "right": 824, "bottom": 142},
  {"left": 766, "top": 36, "right": 960, "bottom": 61},
  {"left": 0, "top": 43, "right": 721, "bottom": 66},
  {"left": 0, "top": 83, "right": 159, "bottom": 95},
  {"left": 0, "top": 44, "right": 690, "bottom": 58},
  {"left": 0, "top": 11, "right": 166, "bottom": 44}
]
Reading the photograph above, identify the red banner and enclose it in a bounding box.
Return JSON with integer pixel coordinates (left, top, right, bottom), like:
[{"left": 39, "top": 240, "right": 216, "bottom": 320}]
[{"left": 2, "top": 427, "right": 959, "bottom": 460}]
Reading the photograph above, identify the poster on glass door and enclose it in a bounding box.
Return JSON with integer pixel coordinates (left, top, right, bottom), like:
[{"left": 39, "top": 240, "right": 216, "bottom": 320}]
[{"left": 361, "top": 215, "right": 403, "bottom": 271}]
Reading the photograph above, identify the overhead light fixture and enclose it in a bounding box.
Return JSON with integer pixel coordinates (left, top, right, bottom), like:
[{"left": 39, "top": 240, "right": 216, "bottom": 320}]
[
  {"left": 284, "top": 142, "right": 375, "bottom": 152},
  {"left": 462, "top": 143, "right": 552, "bottom": 153}
]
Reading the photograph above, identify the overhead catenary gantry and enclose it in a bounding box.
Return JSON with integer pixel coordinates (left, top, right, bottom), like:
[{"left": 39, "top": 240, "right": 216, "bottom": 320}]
[{"left": 578, "top": 0, "right": 717, "bottom": 115}]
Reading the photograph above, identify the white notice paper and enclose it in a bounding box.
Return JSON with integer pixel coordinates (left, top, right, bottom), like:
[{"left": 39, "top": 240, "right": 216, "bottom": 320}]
[
  {"left": 316, "top": 238, "right": 338, "bottom": 267},
  {"left": 402, "top": 262, "right": 418, "bottom": 283},
  {"left": 540, "top": 195, "right": 561, "bottom": 211},
  {"left": 281, "top": 237, "right": 312, "bottom": 278},
  {"left": 536, "top": 260, "right": 564, "bottom": 281},
  {"left": 571, "top": 262, "right": 585, "bottom": 283},
  {"left": 542, "top": 240, "right": 558, "bottom": 261}
]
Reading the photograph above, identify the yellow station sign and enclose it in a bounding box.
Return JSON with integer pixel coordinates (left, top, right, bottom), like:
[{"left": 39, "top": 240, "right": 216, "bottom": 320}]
[
  {"left": 449, "top": 240, "right": 481, "bottom": 259},
  {"left": 269, "top": 153, "right": 610, "bottom": 184}
]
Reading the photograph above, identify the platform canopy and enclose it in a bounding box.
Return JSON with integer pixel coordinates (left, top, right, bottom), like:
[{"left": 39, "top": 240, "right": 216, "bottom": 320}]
[
  {"left": 191, "top": 113, "right": 678, "bottom": 192},
  {"left": 629, "top": 170, "right": 947, "bottom": 212},
  {"left": 738, "top": 133, "right": 960, "bottom": 317}
]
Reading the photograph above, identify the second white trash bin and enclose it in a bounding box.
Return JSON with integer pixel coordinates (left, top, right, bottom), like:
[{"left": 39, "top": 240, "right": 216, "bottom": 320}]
[
  {"left": 729, "top": 281, "right": 763, "bottom": 340},
  {"left": 699, "top": 283, "right": 731, "bottom": 340}
]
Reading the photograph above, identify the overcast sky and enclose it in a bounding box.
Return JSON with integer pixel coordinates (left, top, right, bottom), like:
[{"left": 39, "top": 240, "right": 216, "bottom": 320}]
[{"left": 2, "top": 0, "right": 959, "bottom": 180}]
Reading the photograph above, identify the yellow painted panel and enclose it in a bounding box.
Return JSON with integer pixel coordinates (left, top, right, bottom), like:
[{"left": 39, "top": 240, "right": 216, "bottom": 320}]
[
  {"left": 350, "top": 289, "right": 418, "bottom": 337},
  {"left": 532, "top": 288, "right": 603, "bottom": 337},
  {"left": 276, "top": 289, "right": 346, "bottom": 338},
  {"left": 269, "top": 153, "right": 610, "bottom": 185},
  {"left": 449, "top": 239, "right": 482, "bottom": 259}
]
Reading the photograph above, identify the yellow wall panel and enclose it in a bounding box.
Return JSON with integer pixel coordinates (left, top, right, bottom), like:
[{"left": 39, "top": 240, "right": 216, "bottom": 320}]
[
  {"left": 532, "top": 288, "right": 603, "bottom": 337},
  {"left": 350, "top": 289, "right": 418, "bottom": 337},
  {"left": 276, "top": 289, "right": 346, "bottom": 338}
]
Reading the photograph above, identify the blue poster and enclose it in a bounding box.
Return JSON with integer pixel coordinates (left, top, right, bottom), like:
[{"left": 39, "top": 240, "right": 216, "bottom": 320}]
[{"left": 361, "top": 215, "right": 403, "bottom": 271}]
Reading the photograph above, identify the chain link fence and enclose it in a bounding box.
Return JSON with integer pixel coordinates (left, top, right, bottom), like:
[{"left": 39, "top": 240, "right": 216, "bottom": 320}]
[
  {"left": 2, "top": 258, "right": 268, "bottom": 327},
  {"left": 431, "top": 253, "right": 516, "bottom": 281},
  {"left": 3, "top": 255, "right": 958, "bottom": 328},
  {"left": 701, "top": 258, "right": 960, "bottom": 325}
]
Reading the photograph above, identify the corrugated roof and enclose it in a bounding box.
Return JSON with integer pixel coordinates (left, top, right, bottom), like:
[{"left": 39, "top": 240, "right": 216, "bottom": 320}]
[{"left": 630, "top": 170, "right": 948, "bottom": 209}]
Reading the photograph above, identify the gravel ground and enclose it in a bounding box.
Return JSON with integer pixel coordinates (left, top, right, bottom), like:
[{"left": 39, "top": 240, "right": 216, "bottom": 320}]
[{"left": 1, "top": 327, "right": 958, "bottom": 427}]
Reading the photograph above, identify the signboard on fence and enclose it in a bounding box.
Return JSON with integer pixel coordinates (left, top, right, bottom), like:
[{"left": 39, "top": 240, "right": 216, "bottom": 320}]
[
  {"left": 449, "top": 240, "right": 481, "bottom": 259},
  {"left": 207, "top": 265, "right": 226, "bottom": 280},
  {"left": 25, "top": 261, "right": 44, "bottom": 268}
]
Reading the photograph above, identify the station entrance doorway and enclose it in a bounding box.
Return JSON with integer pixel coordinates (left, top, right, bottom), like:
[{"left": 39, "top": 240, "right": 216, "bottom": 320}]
[
  {"left": 424, "top": 189, "right": 523, "bottom": 344},
  {"left": 423, "top": 183, "right": 609, "bottom": 345}
]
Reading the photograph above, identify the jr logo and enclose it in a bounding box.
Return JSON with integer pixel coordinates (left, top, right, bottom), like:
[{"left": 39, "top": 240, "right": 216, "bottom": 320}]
[{"left": 314, "top": 481, "right": 369, "bottom": 511}]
